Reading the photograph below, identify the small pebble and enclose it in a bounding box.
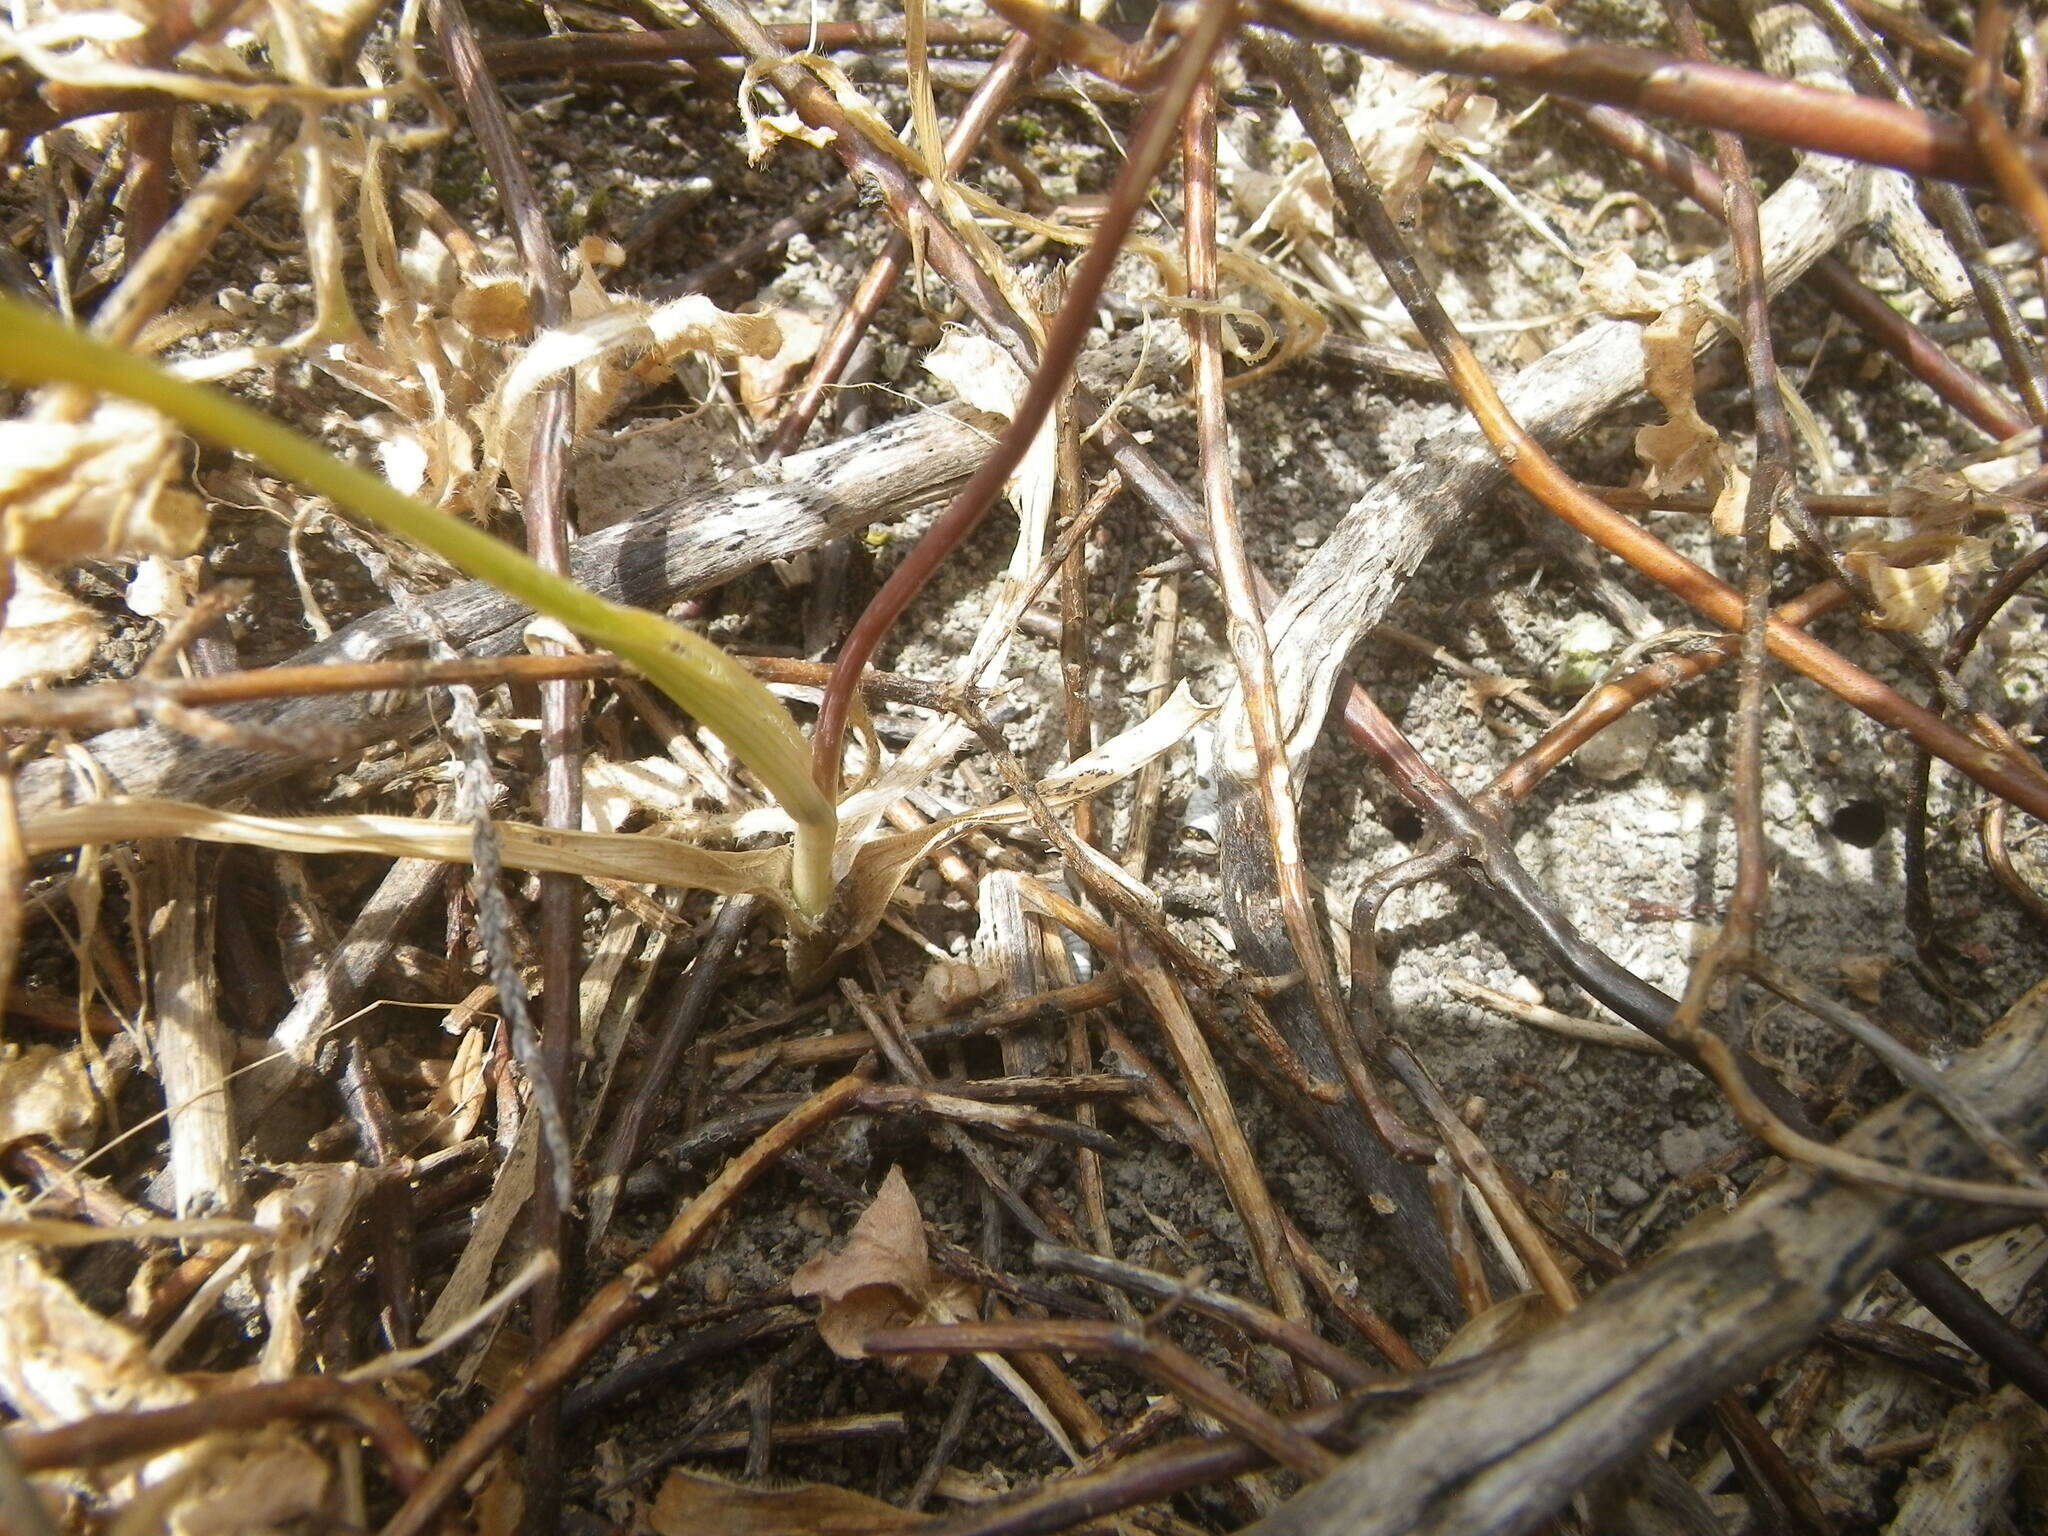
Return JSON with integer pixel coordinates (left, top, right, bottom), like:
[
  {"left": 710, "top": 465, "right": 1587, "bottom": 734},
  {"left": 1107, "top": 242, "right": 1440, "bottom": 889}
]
[{"left": 1608, "top": 1174, "right": 1650, "bottom": 1207}]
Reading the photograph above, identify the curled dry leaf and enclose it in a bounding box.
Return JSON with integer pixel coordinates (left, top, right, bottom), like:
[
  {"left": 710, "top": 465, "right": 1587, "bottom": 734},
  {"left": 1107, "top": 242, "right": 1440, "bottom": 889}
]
[
  {"left": 0, "top": 565, "right": 104, "bottom": 688},
  {"left": 1633, "top": 298, "right": 1765, "bottom": 541},
  {"left": 1836, "top": 953, "right": 1893, "bottom": 1005},
  {"left": 0, "top": 1043, "right": 100, "bottom": 1152},
  {"left": 1634, "top": 301, "right": 1724, "bottom": 496},
  {"left": 0, "top": 401, "right": 206, "bottom": 565},
  {"left": 581, "top": 755, "right": 705, "bottom": 834},
  {"left": 1842, "top": 530, "right": 1992, "bottom": 632},
  {"left": 431, "top": 1024, "right": 490, "bottom": 1146},
  {"left": 254, "top": 1163, "right": 365, "bottom": 1378},
  {"left": 485, "top": 275, "right": 781, "bottom": 500},
  {"left": 651, "top": 1468, "right": 915, "bottom": 1536},
  {"left": 1433, "top": 1290, "right": 1560, "bottom": 1364},
  {"left": 1577, "top": 247, "right": 1676, "bottom": 321},
  {"left": 790, "top": 1166, "right": 976, "bottom": 1385},
  {"left": 0, "top": 1245, "right": 330, "bottom": 1528}
]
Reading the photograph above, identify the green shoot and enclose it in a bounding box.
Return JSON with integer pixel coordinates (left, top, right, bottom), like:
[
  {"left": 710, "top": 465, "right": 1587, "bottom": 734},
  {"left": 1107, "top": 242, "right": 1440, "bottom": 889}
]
[{"left": 0, "top": 293, "right": 838, "bottom": 919}]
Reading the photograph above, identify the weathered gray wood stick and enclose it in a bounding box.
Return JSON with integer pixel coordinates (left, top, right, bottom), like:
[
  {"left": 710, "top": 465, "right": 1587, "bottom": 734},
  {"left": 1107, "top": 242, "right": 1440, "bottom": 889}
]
[
  {"left": 16, "top": 404, "right": 990, "bottom": 821},
  {"left": 1245, "top": 977, "right": 2048, "bottom": 1536}
]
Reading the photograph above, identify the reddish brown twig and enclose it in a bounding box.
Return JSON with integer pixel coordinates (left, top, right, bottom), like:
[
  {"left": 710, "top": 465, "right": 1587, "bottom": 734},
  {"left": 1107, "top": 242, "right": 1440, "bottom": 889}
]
[
  {"left": 1563, "top": 100, "right": 2031, "bottom": 442},
  {"left": 1268, "top": 34, "right": 2048, "bottom": 825},
  {"left": 805, "top": 0, "right": 1235, "bottom": 792},
  {"left": 425, "top": 8, "right": 584, "bottom": 1522},
  {"left": 9, "top": 1377, "right": 431, "bottom": 1492},
  {"left": 1479, "top": 582, "right": 1853, "bottom": 813},
  {"left": 1805, "top": 0, "right": 2048, "bottom": 427},
  {"left": 378, "top": 1071, "right": 867, "bottom": 1536},
  {"left": 1254, "top": 0, "right": 2047, "bottom": 186},
  {"left": 1966, "top": 0, "right": 2048, "bottom": 249},
  {"left": 1033, "top": 1242, "right": 1377, "bottom": 1391},
  {"left": 1654, "top": 0, "right": 1788, "bottom": 1068},
  {"left": 768, "top": 32, "right": 1041, "bottom": 459},
  {"left": 1256, "top": 35, "right": 2048, "bottom": 1404}
]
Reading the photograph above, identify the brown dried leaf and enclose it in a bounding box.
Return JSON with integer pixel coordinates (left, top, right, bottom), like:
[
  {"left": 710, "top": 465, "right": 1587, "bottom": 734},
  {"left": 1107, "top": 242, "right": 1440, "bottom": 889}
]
[
  {"left": 0, "top": 402, "right": 206, "bottom": 565},
  {"left": 486, "top": 281, "right": 779, "bottom": 497},
  {"left": 789, "top": 1166, "right": 975, "bottom": 1385},
  {"left": 451, "top": 273, "right": 533, "bottom": 342},
  {"left": 0, "top": 1245, "right": 330, "bottom": 1526},
  {"left": 736, "top": 308, "right": 826, "bottom": 423},
  {"left": 1843, "top": 531, "right": 1992, "bottom": 632},
  {"left": 1836, "top": 953, "right": 1893, "bottom": 1005},
  {"left": 432, "top": 1025, "right": 489, "bottom": 1147},
  {"left": 0, "top": 1044, "right": 99, "bottom": 1152},
  {"left": 0, "top": 565, "right": 104, "bottom": 689},
  {"left": 1433, "top": 1290, "right": 1559, "bottom": 1364},
  {"left": 1633, "top": 301, "right": 1724, "bottom": 497},
  {"left": 1578, "top": 247, "right": 1675, "bottom": 320},
  {"left": 650, "top": 1469, "right": 916, "bottom": 1536}
]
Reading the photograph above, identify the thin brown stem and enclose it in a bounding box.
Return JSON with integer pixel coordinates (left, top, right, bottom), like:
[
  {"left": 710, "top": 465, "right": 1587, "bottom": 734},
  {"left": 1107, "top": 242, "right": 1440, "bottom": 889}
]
[
  {"left": 1185, "top": 68, "right": 1390, "bottom": 1204},
  {"left": 478, "top": 17, "right": 1015, "bottom": 76},
  {"left": 426, "top": 7, "right": 583, "bottom": 1522},
  {"left": 1035, "top": 1243, "right": 1375, "bottom": 1390},
  {"left": 10, "top": 1377, "right": 431, "bottom": 1491},
  {"left": 1253, "top": 0, "right": 2048, "bottom": 186},
  {"left": 768, "top": 32, "right": 1041, "bottom": 459},
  {"left": 806, "top": 0, "right": 1236, "bottom": 791},
  {"left": 379, "top": 1072, "right": 867, "bottom": 1536},
  {"left": 1261, "top": 35, "right": 2048, "bottom": 826},
  {"left": 1967, "top": 0, "right": 2048, "bottom": 249},
  {"left": 866, "top": 1318, "right": 1339, "bottom": 1477}
]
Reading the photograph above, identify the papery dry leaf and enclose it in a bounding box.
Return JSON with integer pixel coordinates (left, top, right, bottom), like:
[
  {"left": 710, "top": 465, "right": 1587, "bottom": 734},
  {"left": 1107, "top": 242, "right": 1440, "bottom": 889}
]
[
  {"left": 1457, "top": 672, "right": 1540, "bottom": 718},
  {"left": 472, "top": 1455, "right": 524, "bottom": 1536},
  {"left": 1634, "top": 301, "right": 1725, "bottom": 497},
  {"left": 737, "top": 308, "right": 827, "bottom": 423},
  {"left": 1433, "top": 1290, "right": 1559, "bottom": 1364},
  {"left": 907, "top": 954, "right": 1003, "bottom": 1024},
  {"left": 0, "top": 1044, "right": 99, "bottom": 1152},
  {"left": 0, "top": 1244, "right": 330, "bottom": 1528},
  {"left": 1342, "top": 56, "right": 1459, "bottom": 191},
  {"left": 0, "top": 402, "right": 206, "bottom": 564},
  {"left": 1578, "top": 247, "right": 1675, "bottom": 320},
  {"left": 486, "top": 281, "right": 779, "bottom": 497},
  {"left": 154, "top": 1435, "right": 333, "bottom": 1536},
  {"left": 1423, "top": 90, "right": 1503, "bottom": 166},
  {"left": 792, "top": 682, "right": 1219, "bottom": 981},
  {"left": 0, "top": 565, "right": 105, "bottom": 688},
  {"left": 452, "top": 273, "right": 533, "bottom": 342},
  {"left": 123, "top": 554, "right": 199, "bottom": 622},
  {"left": 790, "top": 1166, "right": 975, "bottom": 1385},
  {"left": 0, "top": 1243, "right": 186, "bottom": 1427},
  {"left": 433, "top": 1025, "right": 489, "bottom": 1146},
  {"left": 371, "top": 414, "right": 478, "bottom": 506},
  {"left": 747, "top": 111, "right": 838, "bottom": 162},
  {"left": 581, "top": 755, "right": 703, "bottom": 834},
  {"left": 1836, "top": 953, "right": 1893, "bottom": 1005},
  {"left": 20, "top": 798, "right": 799, "bottom": 916},
  {"left": 255, "top": 1163, "right": 365, "bottom": 1378},
  {"left": 1843, "top": 531, "right": 1992, "bottom": 631},
  {"left": 651, "top": 1469, "right": 916, "bottom": 1536}
]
